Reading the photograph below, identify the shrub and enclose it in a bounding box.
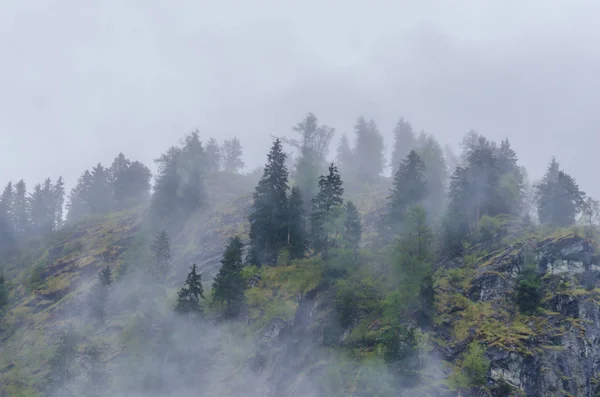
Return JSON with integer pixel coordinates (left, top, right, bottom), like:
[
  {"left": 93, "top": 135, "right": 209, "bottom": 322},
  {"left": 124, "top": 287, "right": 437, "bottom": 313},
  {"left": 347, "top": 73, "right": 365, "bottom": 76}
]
[{"left": 450, "top": 341, "right": 490, "bottom": 390}]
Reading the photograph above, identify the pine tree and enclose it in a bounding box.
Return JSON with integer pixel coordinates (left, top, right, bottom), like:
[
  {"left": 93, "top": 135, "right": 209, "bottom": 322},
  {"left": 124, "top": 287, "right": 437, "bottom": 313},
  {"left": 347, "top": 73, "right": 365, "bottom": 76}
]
[
  {"left": 180, "top": 131, "right": 206, "bottom": 213},
  {"left": 391, "top": 118, "right": 416, "bottom": 175},
  {"left": 342, "top": 201, "right": 362, "bottom": 252},
  {"left": 151, "top": 146, "right": 182, "bottom": 219},
  {"left": 40, "top": 178, "right": 56, "bottom": 235},
  {"left": 0, "top": 183, "right": 15, "bottom": 256},
  {"left": 205, "top": 137, "right": 221, "bottom": 173},
  {"left": 67, "top": 170, "right": 93, "bottom": 223},
  {"left": 443, "top": 167, "right": 471, "bottom": 256},
  {"left": 394, "top": 206, "right": 434, "bottom": 307},
  {"left": 82, "top": 345, "right": 108, "bottom": 397},
  {"left": 387, "top": 151, "right": 428, "bottom": 235},
  {"left": 222, "top": 137, "right": 245, "bottom": 173},
  {"left": 28, "top": 183, "right": 45, "bottom": 237},
  {"left": 212, "top": 237, "right": 245, "bottom": 317},
  {"left": 311, "top": 163, "right": 344, "bottom": 259},
  {"left": 12, "top": 179, "right": 29, "bottom": 239},
  {"left": 0, "top": 182, "right": 13, "bottom": 220},
  {"left": 53, "top": 176, "right": 65, "bottom": 229},
  {"left": 415, "top": 134, "right": 447, "bottom": 219},
  {"left": 495, "top": 138, "right": 524, "bottom": 216},
  {"left": 150, "top": 230, "right": 172, "bottom": 284},
  {"left": 248, "top": 139, "right": 289, "bottom": 266},
  {"left": 336, "top": 133, "right": 354, "bottom": 179},
  {"left": 288, "top": 186, "right": 308, "bottom": 259},
  {"left": 354, "top": 117, "right": 385, "bottom": 182},
  {"left": 90, "top": 267, "right": 111, "bottom": 324},
  {"left": 175, "top": 264, "right": 205, "bottom": 314},
  {"left": 88, "top": 163, "right": 113, "bottom": 214},
  {"left": 536, "top": 158, "right": 586, "bottom": 227}
]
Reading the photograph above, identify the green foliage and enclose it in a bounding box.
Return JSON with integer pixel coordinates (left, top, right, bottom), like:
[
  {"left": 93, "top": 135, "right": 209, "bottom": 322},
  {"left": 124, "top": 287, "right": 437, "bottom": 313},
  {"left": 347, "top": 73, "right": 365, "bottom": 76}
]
[
  {"left": 248, "top": 138, "right": 290, "bottom": 266},
  {"left": 175, "top": 264, "right": 205, "bottom": 314},
  {"left": 311, "top": 163, "right": 344, "bottom": 260},
  {"left": 449, "top": 341, "right": 490, "bottom": 390},
  {"left": 27, "top": 260, "right": 47, "bottom": 290},
  {"left": 150, "top": 230, "right": 172, "bottom": 284},
  {"left": 342, "top": 201, "right": 362, "bottom": 252},
  {"left": 334, "top": 275, "right": 382, "bottom": 328},
  {"left": 516, "top": 245, "right": 541, "bottom": 314},
  {"left": 212, "top": 236, "right": 245, "bottom": 317},
  {"left": 288, "top": 186, "right": 308, "bottom": 259}
]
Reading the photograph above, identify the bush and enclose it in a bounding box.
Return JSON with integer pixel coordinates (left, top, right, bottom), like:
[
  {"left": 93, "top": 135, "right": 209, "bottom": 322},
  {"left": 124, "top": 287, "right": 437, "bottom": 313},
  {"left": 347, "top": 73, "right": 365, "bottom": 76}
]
[
  {"left": 516, "top": 269, "right": 542, "bottom": 314},
  {"left": 450, "top": 341, "right": 490, "bottom": 390}
]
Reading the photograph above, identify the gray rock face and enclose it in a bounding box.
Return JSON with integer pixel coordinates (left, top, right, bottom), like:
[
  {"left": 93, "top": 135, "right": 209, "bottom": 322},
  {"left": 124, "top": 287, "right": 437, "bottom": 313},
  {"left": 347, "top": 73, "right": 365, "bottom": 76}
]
[{"left": 469, "top": 235, "right": 600, "bottom": 397}]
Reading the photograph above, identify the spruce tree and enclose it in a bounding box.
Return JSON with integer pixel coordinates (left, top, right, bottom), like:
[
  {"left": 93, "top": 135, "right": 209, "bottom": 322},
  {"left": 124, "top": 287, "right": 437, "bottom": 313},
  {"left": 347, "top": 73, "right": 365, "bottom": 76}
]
[
  {"left": 90, "top": 267, "right": 111, "bottom": 324},
  {"left": 175, "top": 264, "right": 204, "bottom": 314},
  {"left": 222, "top": 137, "right": 245, "bottom": 173},
  {"left": 415, "top": 134, "right": 447, "bottom": 219},
  {"left": 28, "top": 183, "right": 45, "bottom": 237},
  {"left": 212, "top": 236, "right": 245, "bottom": 317},
  {"left": 495, "top": 138, "right": 524, "bottom": 216},
  {"left": 288, "top": 186, "right": 308, "bottom": 259},
  {"left": 311, "top": 163, "right": 344, "bottom": 259},
  {"left": 67, "top": 170, "right": 93, "bottom": 223},
  {"left": 391, "top": 118, "right": 416, "bottom": 175},
  {"left": 342, "top": 201, "right": 362, "bottom": 252},
  {"left": 150, "top": 230, "right": 172, "bottom": 284},
  {"left": 336, "top": 133, "right": 354, "bottom": 180},
  {"left": 12, "top": 179, "right": 29, "bottom": 239},
  {"left": 387, "top": 150, "right": 427, "bottom": 235},
  {"left": 180, "top": 131, "right": 206, "bottom": 213},
  {"left": 354, "top": 117, "right": 385, "bottom": 182},
  {"left": 88, "top": 163, "right": 112, "bottom": 214},
  {"left": 205, "top": 137, "right": 221, "bottom": 173},
  {"left": 0, "top": 182, "right": 13, "bottom": 220},
  {"left": 442, "top": 167, "right": 472, "bottom": 256},
  {"left": 53, "top": 176, "right": 65, "bottom": 229},
  {"left": 536, "top": 157, "right": 586, "bottom": 227},
  {"left": 0, "top": 183, "right": 15, "bottom": 256},
  {"left": 248, "top": 139, "right": 289, "bottom": 266},
  {"left": 151, "top": 146, "right": 182, "bottom": 219}
]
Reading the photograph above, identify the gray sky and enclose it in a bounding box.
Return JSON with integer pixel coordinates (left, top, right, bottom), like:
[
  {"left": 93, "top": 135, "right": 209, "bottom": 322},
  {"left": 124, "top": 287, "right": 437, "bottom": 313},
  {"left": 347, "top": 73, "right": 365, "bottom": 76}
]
[{"left": 1, "top": 1, "right": 599, "bottom": 196}]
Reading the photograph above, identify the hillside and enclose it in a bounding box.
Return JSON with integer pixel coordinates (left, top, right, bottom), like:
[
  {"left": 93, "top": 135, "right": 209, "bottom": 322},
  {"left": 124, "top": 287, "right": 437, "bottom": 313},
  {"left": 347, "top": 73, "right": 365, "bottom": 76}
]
[{"left": 1, "top": 169, "right": 600, "bottom": 396}]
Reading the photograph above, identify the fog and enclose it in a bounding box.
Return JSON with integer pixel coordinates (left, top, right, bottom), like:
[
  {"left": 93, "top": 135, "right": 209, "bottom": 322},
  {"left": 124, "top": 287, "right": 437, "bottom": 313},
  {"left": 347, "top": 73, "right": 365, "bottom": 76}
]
[{"left": 1, "top": 1, "right": 600, "bottom": 195}]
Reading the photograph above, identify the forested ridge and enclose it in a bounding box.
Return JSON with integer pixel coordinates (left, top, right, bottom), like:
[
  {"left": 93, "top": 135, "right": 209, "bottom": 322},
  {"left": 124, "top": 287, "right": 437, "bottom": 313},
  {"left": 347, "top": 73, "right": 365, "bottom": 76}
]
[{"left": 0, "top": 113, "right": 598, "bottom": 397}]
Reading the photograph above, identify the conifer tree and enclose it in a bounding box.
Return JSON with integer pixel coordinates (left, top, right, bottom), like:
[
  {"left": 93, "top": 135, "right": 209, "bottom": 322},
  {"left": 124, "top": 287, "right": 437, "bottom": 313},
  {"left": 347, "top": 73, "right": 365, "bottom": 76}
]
[
  {"left": 212, "top": 237, "right": 245, "bottom": 317},
  {"left": 336, "top": 133, "right": 354, "bottom": 179},
  {"left": 180, "top": 131, "right": 206, "bottom": 213},
  {"left": 90, "top": 267, "right": 111, "bottom": 324},
  {"left": 88, "top": 163, "right": 113, "bottom": 214},
  {"left": 394, "top": 206, "right": 434, "bottom": 307},
  {"left": 41, "top": 178, "right": 56, "bottom": 234},
  {"left": 175, "top": 264, "right": 204, "bottom": 314},
  {"left": 205, "top": 137, "right": 221, "bottom": 173},
  {"left": 54, "top": 176, "right": 65, "bottom": 229},
  {"left": 150, "top": 230, "right": 172, "bottom": 284},
  {"left": 311, "top": 163, "right": 344, "bottom": 259},
  {"left": 536, "top": 157, "right": 586, "bottom": 227},
  {"left": 342, "top": 201, "right": 362, "bottom": 252},
  {"left": 495, "top": 138, "right": 524, "bottom": 216},
  {"left": 0, "top": 182, "right": 13, "bottom": 220},
  {"left": 391, "top": 118, "right": 416, "bottom": 175},
  {"left": 99, "top": 266, "right": 112, "bottom": 287},
  {"left": 67, "top": 170, "right": 93, "bottom": 223},
  {"left": 12, "top": 179, "right": 29, "bottom": 238},
  {"left": 443, "top": 167, "right": 472, "bottom": 256},
  {"left": 415, "top": 134, "right": 447, "bottom": 219},
  {"left": 387, "top": 151, "right": 427, "bottom": 235},
  {"left": 0, "top": 183, "right": 15, "bottom": 256},
  {"left": 222, "top": 137, "right": 245, "bottom": 173},
  {"left": 354, "top": 117, "right": 385, "bottom": 182},
  {"left": 28, "top": 183, "right": 45, "bottom": 237},
  {"left": 151, "top": 146, "right": 183, "bottom": 219},
  {"left": 0, "top": 273, "right": 9, "bottom": 312},
  {"left": 82, "top": 345, "right": 108, "bottom": 397},
  {"left": 288, "top": 186, "right": 308, "bottom": 259},
  {"left": 248, "top": 139, "right": 289, "bottom": 265}
]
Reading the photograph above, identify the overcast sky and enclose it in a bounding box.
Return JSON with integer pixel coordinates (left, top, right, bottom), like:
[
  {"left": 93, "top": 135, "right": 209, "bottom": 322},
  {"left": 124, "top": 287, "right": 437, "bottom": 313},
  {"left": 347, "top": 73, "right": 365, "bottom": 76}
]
[{"left": 1, "top": 1, "right": 599, "bottom": 196}]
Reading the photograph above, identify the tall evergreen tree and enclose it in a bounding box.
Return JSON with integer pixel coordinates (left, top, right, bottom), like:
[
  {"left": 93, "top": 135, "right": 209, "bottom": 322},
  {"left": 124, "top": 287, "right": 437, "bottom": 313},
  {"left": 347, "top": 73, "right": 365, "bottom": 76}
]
[
  {"left": 354, "top": 117, "right": 385, "bottom": 182},
  {"left": 391, "top": 118, "right": 416, "bottom": 175},
  {"left": 151, "top": 146, "right": 182, "bottom": 219},
  {"left": 205, "top": 137, "right": 221, "bottom": 173},
  {"left": 222, "top": 137, "right": 245, "bottom": 173},
  {"left": 47, "top": 327, "right": 78, "bottom": 391},
  {"left": 88, "top": 163, "right": 113, "bottom": 214},
  {"left": 0, "top": 182, "right": 13, "bottom": 220},
  {"left": 212, "top": 236, "right": 245, "bottom": 317},
  {"left": 536, "top": 157, "right": 586, "bottom": 227},
  {"left": 67, "top": 170, "right": 93, "bottom": 223},
  {"left": 415, "top": 134, "right": 447, "bottom": 219},
  {"left": 90, "top": 267, "right": 111, "bottom": 324},
  {"left": 443, "top": 167, "right": 472, "bottom": 256},
  {"left": 54, "top": 176, "right": 65, "bottom": 229},
  {"left": 495, "top": 138, "right": 524, "bottom": 216},
  {"left": 82, "top": 345, "right": 108, "bottom": 397},
  {"left": 288, "top": 186, "right": 308, "bottom": 259},
  {"left": 311, "top": 163, "right": 344, "bottom": 259},
  {"left": 180, "top": 131, "right": 206, "bottom": 213},
  {"left": 0, "top": 182, "right": 15, "bottom": 256},
  {"left": 336, "top": 133, "right": 354, "bottom": 179},
  {"left": 28, "top": 183, "right": 45, "bottom": 237},
  {"left": 342, "top": 201, "right": 362, "bottom": 252},
  {"left": 248, "top": 139, "right": 290, "bottom": 266},
  {"left": 150, "top": 230, "right": 172, "bottom": 284},
  {"left": 387, "top": 151, "right": 428, "bottom": 235},
  {"left": 175, "top": 264, "right": 204, "bottom": 314},
  {"left": 12, "top": 179, "right": 29, "bottom": 238}
]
